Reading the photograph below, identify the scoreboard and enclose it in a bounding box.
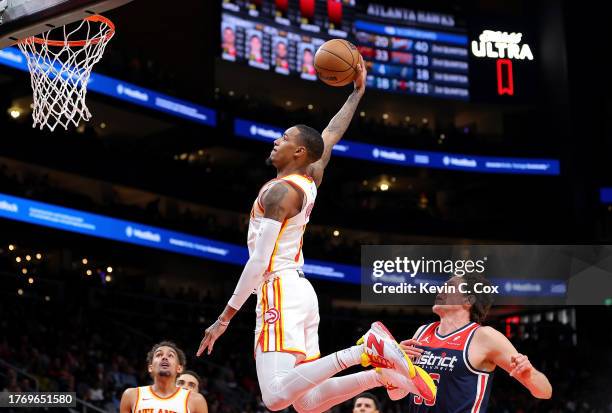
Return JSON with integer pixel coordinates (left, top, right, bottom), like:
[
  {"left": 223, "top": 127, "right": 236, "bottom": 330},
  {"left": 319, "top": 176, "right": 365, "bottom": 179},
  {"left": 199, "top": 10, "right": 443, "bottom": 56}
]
[{"left": 220, "top": 0, "right": 471, "bottom": 100}]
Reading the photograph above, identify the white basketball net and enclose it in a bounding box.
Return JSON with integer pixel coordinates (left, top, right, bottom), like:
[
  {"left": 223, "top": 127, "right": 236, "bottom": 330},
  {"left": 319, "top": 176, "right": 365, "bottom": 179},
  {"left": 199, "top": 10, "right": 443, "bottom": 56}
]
[{"left": 17, "top": 16, "right": 114, "bottom": 131}]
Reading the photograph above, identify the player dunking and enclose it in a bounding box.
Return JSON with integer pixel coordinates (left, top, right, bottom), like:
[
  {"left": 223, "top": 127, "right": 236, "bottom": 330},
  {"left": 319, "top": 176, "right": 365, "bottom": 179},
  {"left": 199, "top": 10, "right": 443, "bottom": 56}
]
[
  {"left": 197, "top": 59, "right": 436, "bottom": 413},
  {"left": 399, "top": 274, "right": 552, "bottom": 412},
  {"left": 120, "top": 341, "right": 207, "bottom": 413}
]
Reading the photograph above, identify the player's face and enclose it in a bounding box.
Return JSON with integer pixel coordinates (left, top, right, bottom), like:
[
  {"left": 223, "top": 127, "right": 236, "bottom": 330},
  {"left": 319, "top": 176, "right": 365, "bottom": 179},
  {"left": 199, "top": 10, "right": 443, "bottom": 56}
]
[
  {"left": 277, "top": 42, "right": 287, "bottom": 58},
  {"left": 303, "top": 50, "right": 313, "bottom": 64},
  {"left": 353, "top": 397, "right": 378, "bottom": 413},
  {"left": 223, "top": 28, "right": 235, "bottom": 44},
  {"left": 176, "top": 373, "right": 199, "bottom": 392},
  {"left": 432, "top": 276, "right": 470, "bottom": 316},
  {"left": 268, "top": 127, "right": 303, "bottom": 167},
  {"left": 251, "top": 36, "right": 262, "bottom": 53},
  {"left": 148, "top": 346, "right": 183, "bottom": 378}
]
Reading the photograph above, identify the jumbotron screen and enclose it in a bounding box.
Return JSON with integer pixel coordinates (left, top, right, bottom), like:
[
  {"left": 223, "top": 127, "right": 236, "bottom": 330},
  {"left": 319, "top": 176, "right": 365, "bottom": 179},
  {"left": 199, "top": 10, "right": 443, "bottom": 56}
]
[{"left": 220, "top": 0, "right": 470, "bottom": 100}]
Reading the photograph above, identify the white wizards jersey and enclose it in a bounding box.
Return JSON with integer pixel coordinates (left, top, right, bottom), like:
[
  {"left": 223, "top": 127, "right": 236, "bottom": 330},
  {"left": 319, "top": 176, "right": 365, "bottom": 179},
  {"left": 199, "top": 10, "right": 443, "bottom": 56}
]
[
  {"left": 248, "top": 174, "right": 317, "bottom": 274},
  {"left": 133, "top": 385, "right": 190, "bottom": 413}
]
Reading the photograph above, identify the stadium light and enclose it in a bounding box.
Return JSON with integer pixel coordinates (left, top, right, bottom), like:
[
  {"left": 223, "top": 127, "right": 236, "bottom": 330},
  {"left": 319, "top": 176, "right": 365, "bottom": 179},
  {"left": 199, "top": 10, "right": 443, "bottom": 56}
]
[{"left": 8, "top": 107, "right": 21, "bottom": 119}]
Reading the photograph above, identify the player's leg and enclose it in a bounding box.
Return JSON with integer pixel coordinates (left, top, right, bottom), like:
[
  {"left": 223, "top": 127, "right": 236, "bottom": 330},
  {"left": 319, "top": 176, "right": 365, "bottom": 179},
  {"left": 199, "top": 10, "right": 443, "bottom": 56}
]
[
  {"left": 255, "top": 275, "right": 415, "bottom": 411},
  {"left": 255, "top": 345, "right": 365, "bottom": 411},
  {"left": 291, "top": 284, "right": 382, "bottom": 413},
  {"left": 292, "top": 371, "right": 382, "bottom": 413},
  {"left": 255, "top": 275, "right": 365, "bottom": 411}
]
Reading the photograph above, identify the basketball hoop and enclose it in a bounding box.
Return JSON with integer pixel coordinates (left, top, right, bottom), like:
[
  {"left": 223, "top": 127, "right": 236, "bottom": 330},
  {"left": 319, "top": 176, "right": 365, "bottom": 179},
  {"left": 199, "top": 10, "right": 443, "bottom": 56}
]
[{"left": 17, "top": 15, "right": 115, "bottom": 131}]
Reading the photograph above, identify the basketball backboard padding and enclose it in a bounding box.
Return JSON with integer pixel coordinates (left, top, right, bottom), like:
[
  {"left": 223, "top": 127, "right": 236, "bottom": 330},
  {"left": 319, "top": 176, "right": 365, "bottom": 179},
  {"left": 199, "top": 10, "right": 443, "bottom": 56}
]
[{"left": 0, "top": 0, "right": 133, "bottom": 49}]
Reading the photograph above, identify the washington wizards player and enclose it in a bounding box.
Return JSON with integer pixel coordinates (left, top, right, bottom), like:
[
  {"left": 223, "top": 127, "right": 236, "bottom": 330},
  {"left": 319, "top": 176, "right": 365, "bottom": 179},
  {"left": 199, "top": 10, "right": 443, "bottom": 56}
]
[{"left": 400, "top": 274, "right": 552, "bottom": 413}]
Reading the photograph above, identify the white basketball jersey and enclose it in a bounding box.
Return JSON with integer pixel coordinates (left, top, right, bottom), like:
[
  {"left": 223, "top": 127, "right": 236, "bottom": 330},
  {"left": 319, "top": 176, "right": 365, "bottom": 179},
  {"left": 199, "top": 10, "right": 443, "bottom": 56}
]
[
  {"left": 248, "top": 174, "right": 317, "bottom": 274},
  {"left": 133, "top": 385, "right": 190, "bottom": 413}
]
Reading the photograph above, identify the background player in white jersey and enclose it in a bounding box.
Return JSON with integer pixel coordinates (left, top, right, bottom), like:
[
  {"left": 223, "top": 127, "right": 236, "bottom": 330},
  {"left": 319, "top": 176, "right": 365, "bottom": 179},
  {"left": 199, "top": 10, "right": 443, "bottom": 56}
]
[
  {"left": 120, "top": 341, "right": 207, "bottom": 413},
  {"left": 400, "top": 275, "right": 552, "bottom": 413},
  {"left": 197, "top": 59, "right": 436, "bottom": 413}
]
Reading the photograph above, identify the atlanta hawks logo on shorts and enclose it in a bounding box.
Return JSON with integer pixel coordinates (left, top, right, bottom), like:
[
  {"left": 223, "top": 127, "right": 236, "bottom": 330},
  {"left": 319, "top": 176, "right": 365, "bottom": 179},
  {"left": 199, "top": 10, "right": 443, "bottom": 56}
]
[{"left": 264, "top": 308, "right": 280, "bottom": 324}]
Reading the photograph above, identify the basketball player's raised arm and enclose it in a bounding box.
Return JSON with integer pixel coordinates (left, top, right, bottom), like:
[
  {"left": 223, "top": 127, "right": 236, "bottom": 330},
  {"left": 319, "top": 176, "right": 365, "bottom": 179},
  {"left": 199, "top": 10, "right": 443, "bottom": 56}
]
[
  {"left": 308, "top": 57, "right": 367, "bottom": 187},
  {"left": 197, "top": 182, "right": 301, "bottom": 356},
  {"left": 478, "top": 326, "right": 552, "bottom": 399}
]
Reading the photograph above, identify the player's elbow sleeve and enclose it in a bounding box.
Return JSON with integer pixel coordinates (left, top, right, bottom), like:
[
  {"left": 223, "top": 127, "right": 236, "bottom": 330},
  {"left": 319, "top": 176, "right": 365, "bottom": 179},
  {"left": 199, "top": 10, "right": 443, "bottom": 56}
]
[{"left": 246, "top": 256, "right": 269, "bottom": 277}]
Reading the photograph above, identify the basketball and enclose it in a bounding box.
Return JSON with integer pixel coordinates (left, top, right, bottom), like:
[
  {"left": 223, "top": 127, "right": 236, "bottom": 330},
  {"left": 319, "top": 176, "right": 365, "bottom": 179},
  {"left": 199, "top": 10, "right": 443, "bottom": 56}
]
[{"left": 314, "top": 39, "right": 361, "bottom": 87}]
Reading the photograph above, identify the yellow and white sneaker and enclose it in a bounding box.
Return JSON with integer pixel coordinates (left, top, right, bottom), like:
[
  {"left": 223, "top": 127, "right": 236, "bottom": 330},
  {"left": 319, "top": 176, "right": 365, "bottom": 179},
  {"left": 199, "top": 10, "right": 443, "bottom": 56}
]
[
  {"left": 358, "top": 321, "right": 437, "bottom": 403},
  {"left": 376, "top": 367, "right": 413, "bottom": 401}
]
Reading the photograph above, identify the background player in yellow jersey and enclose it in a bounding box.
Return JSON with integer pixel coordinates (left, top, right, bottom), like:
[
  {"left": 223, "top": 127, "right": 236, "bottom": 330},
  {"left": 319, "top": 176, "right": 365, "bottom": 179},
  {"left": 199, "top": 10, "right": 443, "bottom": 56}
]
[
  {"left": 197, "top": 59, "right": 436, "bottom": 413},
  {"left": 120, "top": 341, "right": 207, "bottom": 413}
]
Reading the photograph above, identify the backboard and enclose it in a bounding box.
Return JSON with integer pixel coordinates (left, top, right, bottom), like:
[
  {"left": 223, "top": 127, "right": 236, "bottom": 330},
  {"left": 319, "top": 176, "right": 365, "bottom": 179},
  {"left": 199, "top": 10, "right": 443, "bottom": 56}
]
[{"left": 0, "top": 0, "right": 133, "bottom": 49}]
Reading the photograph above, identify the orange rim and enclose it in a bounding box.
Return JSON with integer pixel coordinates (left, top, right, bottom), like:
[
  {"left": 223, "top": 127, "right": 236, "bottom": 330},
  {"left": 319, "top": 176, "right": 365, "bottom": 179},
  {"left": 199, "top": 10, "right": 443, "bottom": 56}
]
[{"left": 25, "top": 15, "right": 115, "bottom": 47}]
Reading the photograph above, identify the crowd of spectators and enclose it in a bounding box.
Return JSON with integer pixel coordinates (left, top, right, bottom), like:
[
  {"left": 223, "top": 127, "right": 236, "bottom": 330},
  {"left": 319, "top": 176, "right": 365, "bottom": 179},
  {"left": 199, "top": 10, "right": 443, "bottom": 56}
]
[{"left": 1, "top": 271, "right": 610, "bottom": 413}]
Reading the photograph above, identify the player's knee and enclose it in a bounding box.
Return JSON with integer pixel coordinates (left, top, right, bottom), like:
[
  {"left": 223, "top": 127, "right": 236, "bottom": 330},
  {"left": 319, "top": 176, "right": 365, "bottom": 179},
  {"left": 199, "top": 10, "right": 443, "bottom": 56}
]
[
  {"left": 261, "top": 393, "right": 292, "bottom": 411},
  {"left": 292, "top": 394, "right": 318, "bottom": 413}
]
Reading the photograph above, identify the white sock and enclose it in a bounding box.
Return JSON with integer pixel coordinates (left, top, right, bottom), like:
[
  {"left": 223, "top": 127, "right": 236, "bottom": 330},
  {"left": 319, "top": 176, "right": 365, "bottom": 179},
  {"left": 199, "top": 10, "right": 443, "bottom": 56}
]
[{"left": 333, "top": 344, "right": 364, "bottom": 370}]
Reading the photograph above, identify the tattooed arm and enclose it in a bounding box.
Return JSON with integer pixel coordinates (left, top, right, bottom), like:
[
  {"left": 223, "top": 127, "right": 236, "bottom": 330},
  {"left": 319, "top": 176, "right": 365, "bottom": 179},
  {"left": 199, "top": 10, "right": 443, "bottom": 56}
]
[
  {"left": 308, "top": 57, "right": 367, "bottom": 187},
  {"left": 197, "top": 182, "right": 301, "bottom": 356}
]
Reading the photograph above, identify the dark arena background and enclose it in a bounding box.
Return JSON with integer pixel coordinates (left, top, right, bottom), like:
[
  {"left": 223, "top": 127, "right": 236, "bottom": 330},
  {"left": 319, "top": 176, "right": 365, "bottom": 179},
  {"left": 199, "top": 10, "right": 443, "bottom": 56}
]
[{"left": 1, "top": 0, "right": 612, "bottom": 412}]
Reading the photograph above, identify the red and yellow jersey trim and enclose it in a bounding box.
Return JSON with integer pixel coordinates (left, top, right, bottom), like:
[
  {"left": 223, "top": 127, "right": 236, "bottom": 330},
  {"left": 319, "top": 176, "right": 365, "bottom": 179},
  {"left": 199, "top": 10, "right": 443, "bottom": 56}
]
[
  {"left": 184, "top": 390, "right": 190, "bottom": 413},
  {"left": 148, "top": 385, "right": 181, "bottom": 400},
  {"left": 266, "top": 219, "right": 288, "bottom": 272},
  {"left": 294, "top": 225, "right": 306, "bottom": 262},
  {"left": 299, "top": 353, "right": 322, "bottom": 364},
  {"left": 255, "top": 276, "right": 316, "bottom": 360}
]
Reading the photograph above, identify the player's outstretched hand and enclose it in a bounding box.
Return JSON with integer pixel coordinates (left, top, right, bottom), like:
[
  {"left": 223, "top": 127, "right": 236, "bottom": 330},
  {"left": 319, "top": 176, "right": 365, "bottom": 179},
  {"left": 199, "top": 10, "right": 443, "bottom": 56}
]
[
  {"left": 509, "top": 353, "right": 534, "bottom": 378},
  {"left": 197, "top": 319, "right": 228, "bottom": 356},
  {"left": 354, "top": 55, "right": 367, "bottom": 94},
  {"left": 400, "top": 338, "right": 425, "bottom": 360}
]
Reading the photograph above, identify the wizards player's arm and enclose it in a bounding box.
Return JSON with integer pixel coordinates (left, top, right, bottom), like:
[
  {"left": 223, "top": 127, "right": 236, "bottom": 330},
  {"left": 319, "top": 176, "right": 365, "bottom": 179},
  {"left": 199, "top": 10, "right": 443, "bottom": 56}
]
[
  {"left": 197, "top": 181, "right": 302, "bottom": 356},
  {"left": 307, "top": 57, "right": 366, "bottom": 188},
  {"left": 470, "top": 326, "right": 553, "bottom": 399},
  {"left": 400, "top": 326, "right": 426, "bottom": 360}
]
